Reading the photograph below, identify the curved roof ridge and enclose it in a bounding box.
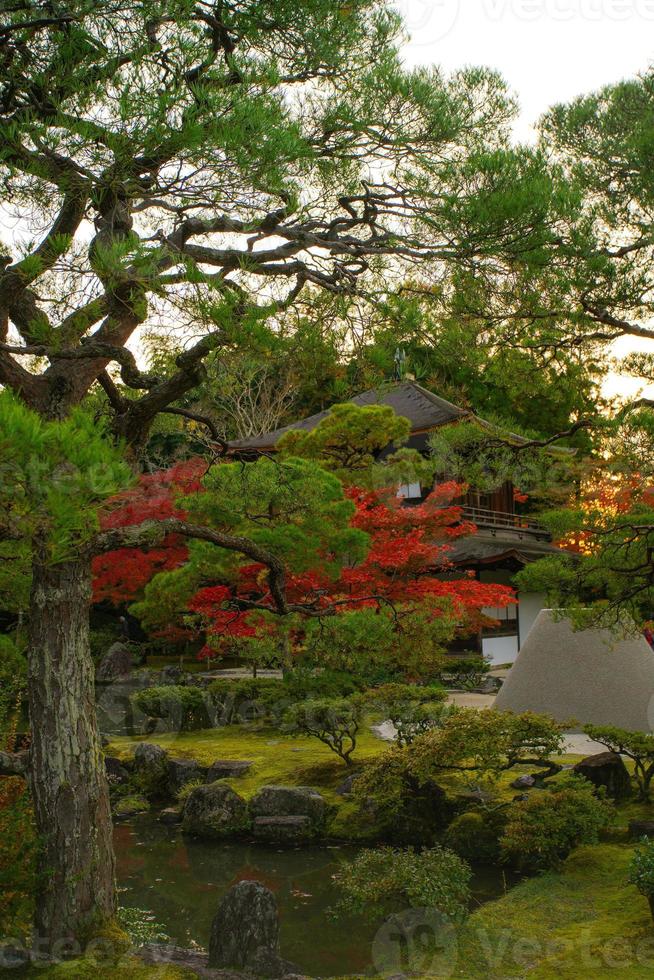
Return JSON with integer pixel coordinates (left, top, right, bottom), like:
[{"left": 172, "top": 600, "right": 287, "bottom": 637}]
[{"left": 228, "top": 379, "right": 473, "bottom": 451}]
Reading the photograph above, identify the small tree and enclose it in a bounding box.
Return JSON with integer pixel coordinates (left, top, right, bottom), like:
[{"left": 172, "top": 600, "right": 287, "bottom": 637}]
[
  {"left": 283, "top": 698, "right": 362, "bottom": 766},
  {"left": 440, "top": 656, "right": 491, "bottom": 691},
  {"left": 362, "top": 683, "right": 449, "bottom": 746},
  {"left": 408, "top": 708, "right": 567, "bottom": 786},
  {"left": 583, "top": 725, "right": 654, "bottom": 802},
  {"left": 351, "top": 746, "right": 451, "bottom": 842},
  {"left": 628, "top": 840, "right": 654, "bottom": 920}
]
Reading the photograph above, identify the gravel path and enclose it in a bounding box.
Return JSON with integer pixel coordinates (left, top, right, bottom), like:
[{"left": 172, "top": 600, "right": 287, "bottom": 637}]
[{"left": 372, "top": 691, "right": 606, "bottom": 756}]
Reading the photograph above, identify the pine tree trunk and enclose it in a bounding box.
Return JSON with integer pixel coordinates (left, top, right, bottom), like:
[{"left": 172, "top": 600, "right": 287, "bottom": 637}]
[{"left": 27, "top": 546, "right": 116, "bottom": 951}]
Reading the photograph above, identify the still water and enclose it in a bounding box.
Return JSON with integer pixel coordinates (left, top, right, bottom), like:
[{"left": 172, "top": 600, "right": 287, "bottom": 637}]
[{"left": 114, "top": 816, "right": 514, "bottom": 977}]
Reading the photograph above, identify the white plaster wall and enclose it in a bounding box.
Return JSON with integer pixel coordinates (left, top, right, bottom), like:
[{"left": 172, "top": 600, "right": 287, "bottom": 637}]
[{"left": 482, "top": 634, "right": 519, "bottom": 666}]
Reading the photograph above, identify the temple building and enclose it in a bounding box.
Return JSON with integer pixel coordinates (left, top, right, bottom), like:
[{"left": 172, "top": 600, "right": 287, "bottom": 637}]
[{"left": 230, "top": 381, "right": 566, "bottom": 665}]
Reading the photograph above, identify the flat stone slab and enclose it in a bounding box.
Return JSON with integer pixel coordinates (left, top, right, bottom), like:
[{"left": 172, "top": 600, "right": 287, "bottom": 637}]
[
  {"left": 249, "top": 786, "right": 327, "bottom": 825},
  {"left": 206, "top": 760, "right": 254, "bottom": 781},
  {"left": 252, "top": 815, "right": 313, "bottom": 841},
  {"left": 138, "top": 943, "right": 311, "bottom": 979}
]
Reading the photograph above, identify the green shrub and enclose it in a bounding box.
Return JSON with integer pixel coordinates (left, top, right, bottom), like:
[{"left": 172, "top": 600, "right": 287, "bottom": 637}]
[
  {"left": 207, "top": 677, "right": 288, "bottom": 724},
  {"left": 499, "top": 775, "right": 613, "bottom": 870},
  {"left": 131, "top": 685, "right": 209, "bottom": 731},
  {"left": 439, "top": 656, "right": 490, "bottom": 690},
  {"left": 333, "top": 845, "right": 471, "bottom": 922},
  {"left": 628, "top": 839, "right": 654, "bottom": 908},
  {"left": 361, "top": 682, "right": 448, "bottom": 746},
  {"left": 443, "top": 809, "right": 506, "bottom": 863}
]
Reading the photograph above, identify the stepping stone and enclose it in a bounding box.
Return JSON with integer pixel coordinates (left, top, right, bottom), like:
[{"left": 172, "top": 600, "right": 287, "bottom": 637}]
[{"left": 205, "top": 760, "right": 253, "bottom": 781}]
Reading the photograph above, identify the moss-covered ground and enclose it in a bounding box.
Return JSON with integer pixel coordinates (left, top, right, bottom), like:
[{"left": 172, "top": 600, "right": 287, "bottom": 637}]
[
  {"left": 450, "top": 843, "right": 653, "bottom": 979},
  {"left": 108, "top": 720, "right": 390, "bottom": 837}
]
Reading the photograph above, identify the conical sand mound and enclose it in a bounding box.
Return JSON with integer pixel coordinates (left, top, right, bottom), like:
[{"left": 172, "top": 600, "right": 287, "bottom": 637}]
[{"left": 493, "top": 610, "right": 654, "bottom": 731}]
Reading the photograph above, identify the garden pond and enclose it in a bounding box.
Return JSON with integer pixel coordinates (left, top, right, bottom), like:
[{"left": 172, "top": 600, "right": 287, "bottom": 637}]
[{"left": 114, "top": 814, "right": 519, "bottom": 977}]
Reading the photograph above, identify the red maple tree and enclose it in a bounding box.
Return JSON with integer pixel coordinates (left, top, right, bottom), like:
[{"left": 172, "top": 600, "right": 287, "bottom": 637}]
[{"left": 93, "top": 462, "right": 515, "bottom": 658}]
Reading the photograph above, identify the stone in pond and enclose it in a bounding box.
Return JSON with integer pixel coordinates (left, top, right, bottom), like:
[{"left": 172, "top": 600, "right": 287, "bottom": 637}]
[
  {"left": 573, "top": 751, "right": 632, "bottom": 800},
  {"left": 159, "top": 807, "right": 182, "bottom": 825},
  {"left": 209, "top": 880, "right": 294, "bottom": 977},
  {"left": 205, "top": 759, "right": 253, "bottom": 781},
  {"left": 182, "top": 781, "right": 249, "bottom": 838},
  {"left": 113, "top": 794, "right": 149, "bottom": 820},
  {"left": 253, "top": 815, "right": 313, "bottom": 842},
  {"left": 249, "top": 786, "right": 327, "bottom": 828}
]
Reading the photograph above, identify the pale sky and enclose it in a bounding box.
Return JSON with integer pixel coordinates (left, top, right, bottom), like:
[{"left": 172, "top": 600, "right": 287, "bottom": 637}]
[{"left": 398, "top": 0, "right": 654, "bottom": 400}]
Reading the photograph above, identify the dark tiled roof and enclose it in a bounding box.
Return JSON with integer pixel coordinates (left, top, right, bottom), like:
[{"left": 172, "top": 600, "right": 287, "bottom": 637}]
[
  {"left": 229, "top": 381, "right": 471, "bottom": 450},
  {"left": 447, "top": 530, "right": 564, "bottom": 567}
]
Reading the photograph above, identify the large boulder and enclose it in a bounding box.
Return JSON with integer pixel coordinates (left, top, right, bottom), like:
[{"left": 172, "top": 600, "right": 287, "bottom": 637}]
[
  {"left": 182, "top": 781, "right": 249, "bottom": 838},
  {"left": 206, "top": 759, "right": 253, "bottom": 781},
  {"left": 209, "top": 881, "right": 291, "bottom": 977},
  {"left": 573, "top": 752, "right": 632, "bottom": 800},
  {"left": 167, "top": 758, "right": 207, "bottom": 796},
  {"left": 249, "top": 786, "right": 327, "bottom": 830},
  {"left": 96, "top": 642, "right": 133, "bottom": 683}
]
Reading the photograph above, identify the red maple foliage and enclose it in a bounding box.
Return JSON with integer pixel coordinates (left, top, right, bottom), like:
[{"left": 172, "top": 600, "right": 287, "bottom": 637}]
[
  {"left": 92, "top": 459, "right": 205, "bottom": 604},
  {"left": 93, "top": 462, "right": 515, "bottom": 655}
]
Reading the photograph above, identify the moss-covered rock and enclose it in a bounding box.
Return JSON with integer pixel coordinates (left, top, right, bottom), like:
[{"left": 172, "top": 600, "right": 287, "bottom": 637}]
[
  {"left": 113, "top": 795, "right": 150, "bottom": 820},
  {"left": 181, "top": 781, "right": 250, "bottom": 839},
  {"left": 249, "top": 785, "right": 328, "bottom": 827}
]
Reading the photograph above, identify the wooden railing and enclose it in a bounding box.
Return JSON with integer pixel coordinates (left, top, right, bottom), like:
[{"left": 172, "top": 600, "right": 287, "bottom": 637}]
[{"left": 460, "top": 506, "right": 550, "bottom": 539}]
